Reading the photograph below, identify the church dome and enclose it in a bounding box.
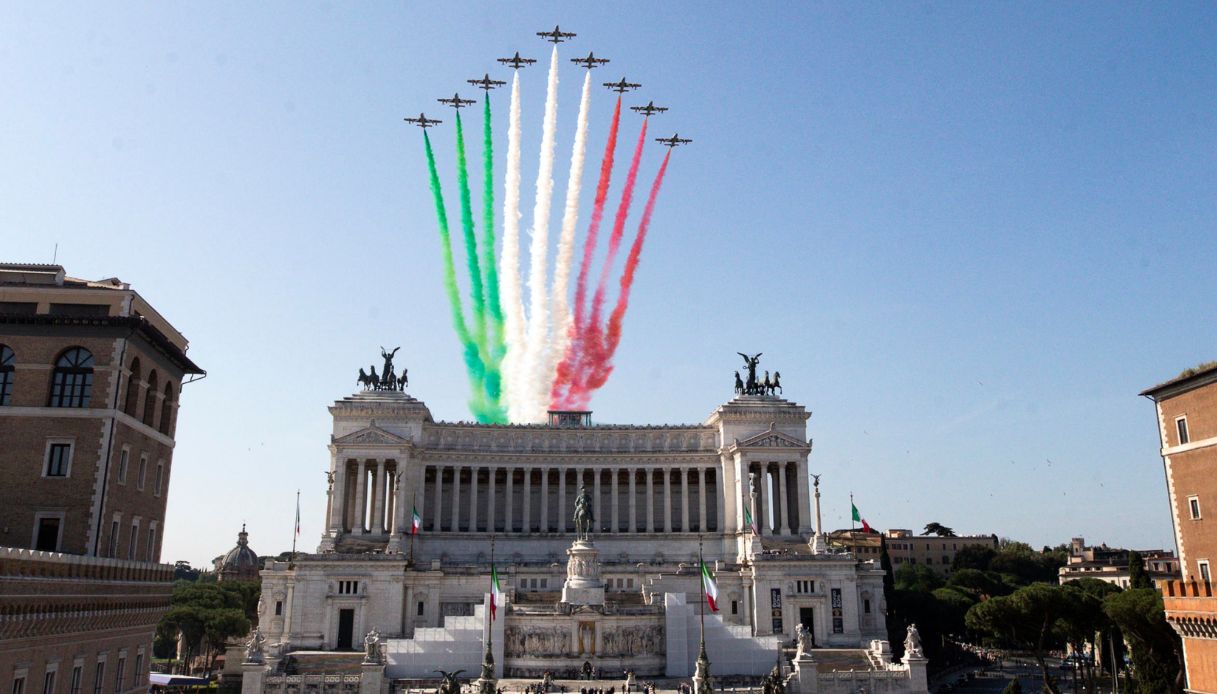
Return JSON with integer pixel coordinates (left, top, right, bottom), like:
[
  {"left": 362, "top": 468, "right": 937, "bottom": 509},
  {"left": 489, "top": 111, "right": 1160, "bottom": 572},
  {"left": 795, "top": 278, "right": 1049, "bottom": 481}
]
[{"left": 216, "top": 524, "right": 261, "bottom": 581}]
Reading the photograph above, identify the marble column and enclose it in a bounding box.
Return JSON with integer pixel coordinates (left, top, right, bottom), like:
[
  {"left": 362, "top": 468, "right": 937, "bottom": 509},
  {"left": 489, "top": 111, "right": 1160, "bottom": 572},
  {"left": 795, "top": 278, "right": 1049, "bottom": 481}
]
[
  {"left": 354, "top": 460, "right": 368, "bottom": 535},
  {"left": 663, "top": 468, "right": 673, "bottom": 532},
  {"left": 372, "top": 459, "right": 387, "bottom": 534},
  {"left": 522, "top": 467, "right": 532, "bottom": 533},
  {"left": 646, "top": 469, "right": 655, "bottom": 532},
  {"left": 468, "top": 466, "right": 480, "bottom": 532},
  {"left": 328, "top": 457, "right": 347, "bottom": 535},
  {"left": 697, "top": 468, "right": 707, "bottom": 533},
  {"left": 451, "top": 466, "right": 462, "bottom": 532},
  {"left": 432, "top": 465, "right": 444, "bottom": 532},
  {"left": 558, "top": 470, "right": 567, "bottom": 533},
  {"left": 487, "top": 467, "right": 498, "bottom": 532},
  {"left": 540, "top": 469, "right": 550, "bottom": 532},
  {"left": 504, "top": 467, "right": 515, "bottom": 532},
  {"left": 593, "top": 468, "right": 603, "bottom": 532},
  {"left": 393, "top": 457, "right": 409, "bottom": 537},
  {"left": 629, "top": 470, "right": 637, "bottom": 533},
  {"left": 715, "top": 467, "right": 725, "bottom": 533},
  {"left": 384, "top": 464, "right": 395, "bottom": 533},
  {"left": 760, "top": 463, "right": 772, "bottom": 536},
  {"left": 611, "top": 469, "right": 620, "bottom": 533},
  {"left": 680, "top": 468, "right": 690, "bottom": 532},
  {"left": 796, "top": 458, "right": 812, "bottom": 534},
  {"left": 775, "top": 464, "right": 788, "bottom": 535}
]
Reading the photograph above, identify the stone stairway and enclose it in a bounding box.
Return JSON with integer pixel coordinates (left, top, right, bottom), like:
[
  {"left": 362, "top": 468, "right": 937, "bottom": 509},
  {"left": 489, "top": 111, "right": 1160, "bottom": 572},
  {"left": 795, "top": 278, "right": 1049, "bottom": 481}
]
[
  {"left": 383, "top": 599, "right": 504, "bottom": 678},
  {"left": 287, "top": 652, "right": 365, "bottom": 674},
  {"left": 664, "top": 593, "right": 782, "bottom": 677}
]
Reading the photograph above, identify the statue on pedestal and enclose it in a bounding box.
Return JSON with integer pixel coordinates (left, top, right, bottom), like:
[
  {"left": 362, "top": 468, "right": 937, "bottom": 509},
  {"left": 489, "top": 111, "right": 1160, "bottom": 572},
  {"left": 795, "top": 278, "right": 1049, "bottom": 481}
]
[
  {"left": 436, "top": 670, "right": 466, "bottom": 694},
  {"left": 245, "top": 627, "right": 266, "bottom": 664},
  {"left": 573, "top": 485, "right": 594, "bottom": 541},
  {"left": 795, "top": 624, "right": 814, "bottom": 658},
  {"left": 903, "top": 624, "right": 923, "bottom": 658},
  {"left": 363, "top": 629, "right": 381, "bottom": 664}
]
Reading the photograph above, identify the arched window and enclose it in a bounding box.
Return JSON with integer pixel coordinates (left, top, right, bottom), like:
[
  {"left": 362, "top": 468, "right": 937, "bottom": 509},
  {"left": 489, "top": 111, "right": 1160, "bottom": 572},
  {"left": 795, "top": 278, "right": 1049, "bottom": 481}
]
[
  {"left": 49, "top": 347, "right": 94, "bottom": 408},
  {"left": 0, "top": 345, "right": 14, "bottom": 406},
  {"left": 142, "top": 370, "right": 158, "bottom": 427},
  {"left": 159, "top": 382, "right": 174, "bottom": 435},
  {"left": 124, "top": 357, "right": 141, "bottom": 416}
]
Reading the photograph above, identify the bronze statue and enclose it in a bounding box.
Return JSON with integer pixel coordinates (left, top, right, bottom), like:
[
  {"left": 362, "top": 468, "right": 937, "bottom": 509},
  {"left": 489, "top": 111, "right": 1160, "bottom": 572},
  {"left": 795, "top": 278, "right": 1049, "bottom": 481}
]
[
  {"left": 734, "top": 371, "right": 744, "bottom": 395},
  {"left": 399, "top": 367, "right": 409, "bottom": 391},
  {"left": 737, "top": 352, "right": 762, "bottom": 394},
  {"left": 436, "top": 670, "right": 466, "bottom": 694},
  {"left": 381, "top": 346, "right": 400, "bottom": 381},
  {"left": 771, "top": 371, "right": 782, "bottom": 395},
  {"left": 573, "top": 485, "right": 594, "bottom": 540}
]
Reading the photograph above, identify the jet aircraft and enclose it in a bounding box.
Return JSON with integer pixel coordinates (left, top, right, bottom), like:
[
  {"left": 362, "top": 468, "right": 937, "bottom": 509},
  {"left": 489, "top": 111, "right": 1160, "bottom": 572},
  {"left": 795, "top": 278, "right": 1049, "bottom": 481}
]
[
  {"left": 630, "top": 101, "right": 668, "bottom": 117},
  {"left": 437, "top": 93, "right": 476, "bottom": 109},
  {"left": 497, "top": 52, "right": 536, "bottom": 70},
  {"left": 603, "top": 77, "right": 641, "bottom": 93},
  {"left": 655, "top": 133, "right": 692, "bottom": 148},
  {"left": 404, "top": 113, "right": 442, "bottom": 129},
  {"left": 467, "top": 74, "right": 506, "bottom": 91},
  {"left": 538, "top": 25, "right": 576, "bottom": 44},
  {"left": 571, "top": 51, "right": 610, "bottom": 69}
]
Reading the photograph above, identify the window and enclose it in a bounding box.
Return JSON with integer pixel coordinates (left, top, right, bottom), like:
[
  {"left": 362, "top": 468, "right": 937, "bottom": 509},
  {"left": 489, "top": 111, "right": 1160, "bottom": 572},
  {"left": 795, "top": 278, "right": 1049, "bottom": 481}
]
[
  {"left": 114, "top": 659, "right": 125, "bottom": 693},
  {"left": 1177, "top": 417, "right": 1190, "bottom": 445},
  {"left": 45, "top": 443, "right": 71, "bottom": 477},
  {"left": 13, "top": 675, "right": 26, "bottom": 694},
  {"left": 34, "top": 514, "right": 61, "bottom": 552},
  {"left": 417, "top": 601, "right": 425, "bottom": 616},
  {"left": 137, "top": 456, "right": 147, "bottom": 490},
  {"left": 49, "top": 347, "right": 94, "bottom": 408},
  {"left": 1200, "top": 561, "right": 1211, "bottom": 583},
  {"left": 926, "top": 557, "right": 933, "bottom": 565},
  {"left": 943, "top": 555, "right": 950, "bottom": 565},
  {"left": 124, "top": 358, "right": 141, "bottom": 415},
  {"left": 1190, "top": 496, "right": 1202, "bottom": 520},
  {"left": 133, "top": 655, "right": 143, "bottom": 686},
  {"left": 92, "top": 663, "right": 103, "bottom": 694},
  {"left": 338, "top": 580, "right": 358, "bottom": 595},
  {"left": 154, "top": 462, "right": 164, "bottom": 496},
  {"left": 146, "top": 524, "right": 157, "bottom": 561},
  {"left": 275, "top": 601, "right": 283, "bottom": 616},
  {"left": 69, "top": 668, "right": 81, "bottom": 694},
  {"left": 0, "top": 345, "right": 14, "bottom": 406},
  {"left": 108, "top": 517, "right": 121, "bottom": 558},
  {"left": 42, "top": 670, "right": 55, "bottom": 694},
  {"left": 142, "top": 370, "right": 158, "bottom": 427},
  {"left": 731, "top": 600, "right": 739, "bottom": 615},
  {"left": 159, "top": 383, "right": 174, "bottom": 435},
  {"left": 127, "top": 519, "right": 140, "bottom": 560},
  {"left": 117, "top": 449, "right": 129, "bottom": 484},
  {"left": 795, "top": 580, "right": 815, "bottom": 594},
  {"left": 864, "top": 598, "right": 872, "bottom": 614}
]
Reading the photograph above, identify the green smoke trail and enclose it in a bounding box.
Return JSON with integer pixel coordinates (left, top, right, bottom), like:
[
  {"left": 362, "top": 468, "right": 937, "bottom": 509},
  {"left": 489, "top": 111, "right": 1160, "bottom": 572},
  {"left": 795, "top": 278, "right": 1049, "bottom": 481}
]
[
  {"left": 423, "top": 130, "right": 492, "bottom": 420},
  {"left": 480, "top": 93, "right": 507, "bottom": 420},
  {"left": 454, "top": 111, "right": 488, "bottom": 369}
]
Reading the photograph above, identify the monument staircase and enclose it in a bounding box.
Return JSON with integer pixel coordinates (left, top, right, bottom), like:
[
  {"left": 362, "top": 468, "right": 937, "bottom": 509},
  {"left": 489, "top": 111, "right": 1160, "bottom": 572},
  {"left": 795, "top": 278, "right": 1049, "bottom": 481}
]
[
  {"left": 283, "top": 651, "right": 366, "bottom": 674},
  {"left": 664, "top": 593, "right": 782, "bottom": 677},
  {"left": 383, "top": 602, "right": 496, "bottom": 677}
]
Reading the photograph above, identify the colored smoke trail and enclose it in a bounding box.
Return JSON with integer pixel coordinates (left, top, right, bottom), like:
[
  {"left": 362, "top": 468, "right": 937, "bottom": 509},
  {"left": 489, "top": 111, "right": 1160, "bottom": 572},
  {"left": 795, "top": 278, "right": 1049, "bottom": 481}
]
[
  {"left": 499, "top": 70, "right": 526, "bottom": 422},
  {"left": 481, "top": 92, "right": 506, "bottom": 415},
  {"left": 423, "top": 131, "right": 490, "bottom": 418},
  {"left": 589, "top": 117, "right": 649, "bottom": 330},
  {"left": 551, "top": 95, "right": 622, "bottom": 408},
  {"left": 521, "top": 45, "right": 561, "bottom": 422},
  {"left": 547, "top": 70, "right": 592, "bottom": 398},
  {"left": 454, "top": 111, "right": 488, "bottom": 370}
]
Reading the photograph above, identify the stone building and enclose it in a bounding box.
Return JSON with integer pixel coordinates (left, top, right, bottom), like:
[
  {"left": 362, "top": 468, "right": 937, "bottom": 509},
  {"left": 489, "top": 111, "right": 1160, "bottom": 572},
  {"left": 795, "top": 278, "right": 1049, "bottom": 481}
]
[
  {"left": 215, "top": 525, "right": 262, "bottom": 582},
  {"left": 0, "top": 263, "right": 202, "bottom": 693},
  {"left": 1142, "top": 362, "right": 1217, "bottom": 693},
  {"left": 1056, "top": 536, "right": 1179, "bottom": 589},
  {"left": 829, "top": 529, "right": 998, "bottom": 576},
  {"left": 255, "top": 378, "right": 892, "bottom": 681}
]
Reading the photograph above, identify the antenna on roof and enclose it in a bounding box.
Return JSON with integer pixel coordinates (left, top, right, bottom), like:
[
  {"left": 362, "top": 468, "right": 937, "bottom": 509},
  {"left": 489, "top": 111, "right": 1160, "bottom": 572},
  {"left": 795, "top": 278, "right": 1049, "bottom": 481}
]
[{"left": 52, "top": 243, "right": 58, "bottom": 264}]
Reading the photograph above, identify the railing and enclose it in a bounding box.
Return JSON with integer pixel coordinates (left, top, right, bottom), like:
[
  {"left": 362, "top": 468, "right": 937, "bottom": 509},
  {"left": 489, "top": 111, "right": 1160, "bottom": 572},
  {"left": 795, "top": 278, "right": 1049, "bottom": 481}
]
[{"left": 1161, "top": 579, "right": 1214, "bottom": 598}]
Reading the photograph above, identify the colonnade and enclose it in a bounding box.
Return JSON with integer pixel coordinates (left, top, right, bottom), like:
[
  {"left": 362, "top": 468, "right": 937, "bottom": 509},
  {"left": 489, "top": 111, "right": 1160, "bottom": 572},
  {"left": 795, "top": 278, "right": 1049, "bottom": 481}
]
[
  {"left": 746, "top": 461, "right": 802, "bottom": 535},
  {"left": 330, "top": 458, "right": 401, "bottom": 536},
  {"left": 417, "top": 466, "right": 723, "bottom": 534}
]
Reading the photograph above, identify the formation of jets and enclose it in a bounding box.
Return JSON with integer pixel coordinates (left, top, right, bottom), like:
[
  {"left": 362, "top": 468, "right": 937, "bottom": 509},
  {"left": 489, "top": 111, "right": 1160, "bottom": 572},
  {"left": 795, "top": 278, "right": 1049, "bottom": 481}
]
[
  {"left": 571, "top": 51, "right": 610, "bottom": 69},
  {"left": 604, "top": 76, "right": 642, "bottom": 94},
  {"left": 497, "top": 52, "right": 536, "bottom": 70},
  {"left": 630, "top": 101, "right": 667, "bottom": 117},
  {"left": 437, "top": 93, "right": 476, "bottom": 109},
  {"left": 412, "top": 28, "right": 689, "bottom": 147},
  {"left": 538, "top": 25, "right": 576, "bottom": 44},
  {"left": 467, "top": 74, "right": 505, "bottom": 91},
  {"left": 404, "top": 113, "right": 441, "bottom": 129},
  {"left": 656, "top": 134, "right": 692, "bottom": 148}
]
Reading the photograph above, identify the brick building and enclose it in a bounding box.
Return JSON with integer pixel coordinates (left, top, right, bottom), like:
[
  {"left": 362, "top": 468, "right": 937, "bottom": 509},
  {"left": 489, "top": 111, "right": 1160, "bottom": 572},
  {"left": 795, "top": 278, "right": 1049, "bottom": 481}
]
[
  {"left": 1056, "top": 536, "right": 1179, "bottom": 588},
  {"left": 829, "top": 528, "right": 998, "bottom": 576},
  {"left": 1142, "top": 362, "right": 1217, "bottom": 693},
  {"left": 0, "top": 263, "right": 203, "bottom": 692}
]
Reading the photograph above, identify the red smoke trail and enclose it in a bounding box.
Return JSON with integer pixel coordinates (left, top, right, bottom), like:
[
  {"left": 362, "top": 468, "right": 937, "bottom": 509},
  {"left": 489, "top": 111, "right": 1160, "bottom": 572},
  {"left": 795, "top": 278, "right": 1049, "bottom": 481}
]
[
  {"left": 589, "top": 117, "right": 649, "bottom": 330},
  {"left": 566, "top": 149, "right": 671, "bottom": 410},
  {"left": 552, "top": 96, "right": 622, "bottom": 408}
]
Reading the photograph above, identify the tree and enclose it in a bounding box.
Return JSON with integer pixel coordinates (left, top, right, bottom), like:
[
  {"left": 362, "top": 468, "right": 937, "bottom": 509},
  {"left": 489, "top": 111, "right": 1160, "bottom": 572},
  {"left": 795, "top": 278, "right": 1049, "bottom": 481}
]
[
  {"left": 1103, "top": 588, "right": 1183, "bottom": 694},
  {"left": 1059, "top": 580, "right": 1120, "bottom": 693},
  {"left": 923, "top": 522, "right": 957, "bottom": 537},
  {"left": 158, "top": 581, "right": 260, "bottom": 674},
  {"left": 948, "top": 568, "right": 1009, "bottom": 600},
  {"left": 953, "top": 545, "right": 997, "bottom": 572},
  {"left": 895, "top": 564, "right": 944, "bottom": 593},
  {"left": 966, "top": 583, "right": 1073, "bottom": 693},
  {"left": 1128, "top": 550, "right": 1153, "bottom": 590},
  {"left": 1002, "top": 679, "right": 1022, "bottom": 694},
  {"left": 880, "top": 536, "right": 904, "bottom": 657}
]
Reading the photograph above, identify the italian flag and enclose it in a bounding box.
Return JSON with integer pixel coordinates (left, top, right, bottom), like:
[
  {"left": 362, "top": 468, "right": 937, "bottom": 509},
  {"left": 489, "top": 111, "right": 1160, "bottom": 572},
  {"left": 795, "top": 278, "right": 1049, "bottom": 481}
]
[
  {"left": 851, "top": 502, "right": 873, "bottom": 533},
  {"left": 700, "top": 560, "right": 719, "bottom": 613},
  {"left": 743, "top": 504, "right": 758, "bottom": 536},
  {"left": 411, "top": 506, "right": 422, "bottom": 535},
  {"left": 490, "top": 564, "right": 504, "bottom": 620}
]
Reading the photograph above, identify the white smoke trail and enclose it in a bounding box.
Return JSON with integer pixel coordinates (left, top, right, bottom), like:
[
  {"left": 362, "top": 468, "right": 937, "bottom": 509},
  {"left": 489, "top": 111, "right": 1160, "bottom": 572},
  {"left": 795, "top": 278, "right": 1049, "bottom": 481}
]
[
  {"left": 499, "top": 70, "right": 526, "bottom": 422},
  {"left": 521, "top": 45, "right": 560, "bottom": 422},
  {"left": 547, "top": 70, "right": 592, "bottom": 401}
]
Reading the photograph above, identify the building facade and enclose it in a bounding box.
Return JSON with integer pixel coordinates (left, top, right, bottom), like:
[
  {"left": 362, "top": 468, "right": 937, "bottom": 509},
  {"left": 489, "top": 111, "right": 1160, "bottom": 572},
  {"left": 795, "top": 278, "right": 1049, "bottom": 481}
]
[
  {"left": 0, "top": 263, "right": 202, "bottom": 692},
  {"left": 829, "top": 529, "right": 998, "bottom": 576},
  {"left": 1142, "top": 363, "right": 1217, "bottom": 693},
  {"left": 257, "top": 384, "right": 889, "bottom": 679},
  {"left": 1056, "top": 537, "right": 1179, "bottom": 589}
]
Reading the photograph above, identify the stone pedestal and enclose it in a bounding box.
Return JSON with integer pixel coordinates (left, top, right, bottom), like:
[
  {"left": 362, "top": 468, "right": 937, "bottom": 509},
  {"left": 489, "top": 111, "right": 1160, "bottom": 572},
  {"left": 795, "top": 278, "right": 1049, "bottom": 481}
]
[
  {"left": 240, "top": 663, "right": 266, "bottom": 694},
  {"left": 474, "top": 639, "right": 497, "bottom": 694},
  {"left": 691, "top": 649, "right": 712, "bottom": 694},
  {"left": 808, "top": 533, "right": 827, "bottom": 555},
  {"left": 792, "top": 653, "right": 818, "bottom": 694},
  {"left": 561, "top": 539, "right": 605, "bottom": 606},
  {"left": 359, "top": 662, "right": 384, "bottom": 694},
  {"left": 903, "top": 654, "right": 929, "bottom": 694}
]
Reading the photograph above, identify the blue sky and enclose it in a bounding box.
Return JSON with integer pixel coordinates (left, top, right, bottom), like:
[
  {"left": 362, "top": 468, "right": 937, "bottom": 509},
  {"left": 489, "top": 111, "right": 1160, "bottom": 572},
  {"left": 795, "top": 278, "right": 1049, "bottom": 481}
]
[{"left": 3, "top": 3, "right": 1214, "bottom": 566}]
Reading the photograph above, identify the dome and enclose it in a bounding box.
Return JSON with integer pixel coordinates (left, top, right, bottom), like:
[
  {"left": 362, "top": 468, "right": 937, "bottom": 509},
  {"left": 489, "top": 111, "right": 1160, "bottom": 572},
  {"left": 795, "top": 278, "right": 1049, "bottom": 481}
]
[{"left": 216, "top": 524, "right": 261, "bottom": 581}]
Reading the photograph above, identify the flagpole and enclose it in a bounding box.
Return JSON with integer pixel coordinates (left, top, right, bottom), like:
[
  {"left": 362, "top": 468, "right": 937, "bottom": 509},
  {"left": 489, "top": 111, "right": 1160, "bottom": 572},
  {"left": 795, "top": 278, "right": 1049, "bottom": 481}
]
[
  {"left": 850, "top": 491, "right": 855, "bottom": 532},
  {"left": 291, "top": 489, "right": 300, "bottom": 566},
  {"left": 408, "top": 493, "right": 416, "bottom": 566},
  {"left": 698, "top": 534, "right": 706, "bottom": 652}
]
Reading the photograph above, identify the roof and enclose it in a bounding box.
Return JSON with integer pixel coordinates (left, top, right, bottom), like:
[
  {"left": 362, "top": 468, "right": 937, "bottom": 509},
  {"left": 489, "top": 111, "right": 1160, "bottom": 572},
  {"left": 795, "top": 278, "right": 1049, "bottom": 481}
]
[
  {"left": 0, "top": 313, "right": 203, "bottom": 374},
  {"left": 1140, "top": 361, "right": 1217, "bottom": 398}
]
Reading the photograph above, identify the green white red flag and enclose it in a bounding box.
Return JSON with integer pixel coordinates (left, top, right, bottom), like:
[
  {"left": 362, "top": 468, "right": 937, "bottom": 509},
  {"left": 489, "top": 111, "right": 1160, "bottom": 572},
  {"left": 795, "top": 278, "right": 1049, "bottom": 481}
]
[
  {"left": 490, "top": 564, "right": 504, "bottom": 620},
  {"left": 851, "top": 502, "right": 873, "bottom": 533},
  {"left": 700, "top": 559, "right": 719, "bottom": 612},
  {"left": 744, "top": 504, "right": 758, "bottom": 536},
  {"left": 411, "top": 506, "right": 422, "bottom": 535}
]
